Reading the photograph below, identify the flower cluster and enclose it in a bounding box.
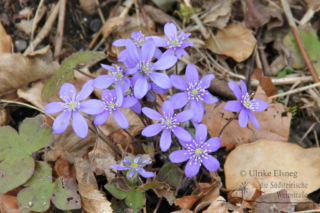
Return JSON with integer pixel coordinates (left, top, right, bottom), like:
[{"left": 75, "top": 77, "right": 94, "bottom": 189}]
[{"left": 45, "top": 22, "right": 268, "bottom": 179}]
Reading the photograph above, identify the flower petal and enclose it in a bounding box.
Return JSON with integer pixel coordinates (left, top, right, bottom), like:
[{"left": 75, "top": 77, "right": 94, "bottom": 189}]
[
  {"left": 224, "top": 101, "right": 243, "bottom": 112},
  {"left": 172, "top": 126, "right": 192, "bottom": 141},
  {"left": 72, "top": 110, "right": 88, "bottom": 138},
  {"left": 185, "top": 158, "right": 200, "bottom": 178},
  {"left": 128, "top": 169, "right": 136, "bottom": 178},
  {"left": 123, "top": 159, "right": 132, "bottom": 165},
  {"left": 93, "top": 75, "right": 115, "bottom": 90},
  {"left": 134, "top": 74, "right": 148, "bottom": 99},
  {"left": 124, "top": 65, "right": 139, "bottom": 75},
  {"left": 115, "top": 81, "right": 124, "bottom": 107},
  {"left": 151, "top": 82, "right": 167, "bottom": 94},
  {"left": 195, "top": 124, "right": 208, "bottom": 144},
  {"left": 137, "top": 168, "right": 155, "bottom": 178},
  {"left": 77, "top": 80, "right": 94, "bottom": 101},
  {"left": 240, "top": 79, "right": 247, "bottom": 97},
  {"left": 118, "top": 49, "right": 129, "bottom": 62},
  {"left": 181, "top": 41, "right": 194, "bottom": 48},
  {"left": 161, "top": 48, "right": 175, "bottom": 58},
  {"left": 169, "top": 92, "right": 189, "bottom": 109},
  {"left": 190, "top": 99, "right": 204, "bottom": 123},
  {"left": 239, "top": 109, "right": 249, "bottom": 128},
  {"left": 179, "top": 31, "right": 191, "bottom": 40},
  {"left": 125, "top": 39, "right": 140, "bottom": 63},
  {"left": 199, "top": 74, "right": 215, "bottom": 89},
  {"left": 52, "top": 110, "right": 71, "bottom": 135},
  {"left": 121, "top": 97, "right": 138, "bottom": 108},
  {"left": 59, "top": 83, "right": 77, "bottom": 101},
  {"left": 185, "top": 64, "right": 199, "bottom": 83},
  {"left": 45, "top": 102, "right": 64, "bottom": 114},
  {"left": 202, "top": 155, "right": 220, "bottom": 172},
  {"left": 170, "top": 75, "right": 188, "bottom": 91},
  {"left": 154, "top": 48, "right": 163, "bottom": 59},
  {"left": 141, "top": 39, "right": 156, "bottom": 64},
  {"left": 202, "top": 92, "right": 218, "bottom": 104},
  {"left": 148, "top": 72, "right": 172, "bottom": 89},
  {"left": 169, "top": 150, "right": 192, "bottom": 163},
  {"left": 251, "top": 99, "right": 268, "bottom": 112},
  {"left": 148, "top": 36, "right": 167, "bottom": 47},
  {"left": 174, "top": 110, "right": 194, "bottom": 123},
  {"left": 228, "top": 81, "right": 242, "bottom": 101},
  {"left": 142, "top": 107, "right": 163, "bottom": 121},
  {"left": 134, "top": 156, "right": 141, "bottom": 163},
  {"left": 111, "top": 164, "right": 131, "bottom": 170},
  {"left": 112, "top": 39, "right": 126, "bottom": 46},
  {"left": 160, "top": 128, "right": 172, "bottom": 152},
  {"left": 178, "top": 139, "right": 194, "bottom": 149},
  {"left": 205, "top": 137, "right": 221, "bottom": 153},
  {"left": 142, "top": 123, "right": 163, "bottom": 137},
  {"left": 94, "top": 110, "right": 110, "bottom": 126},
  {"left": 162, "top": 101, "right": 174, "bottom": 117},
  {"left": 101, "top": 64, "right": 117, "bottom": 72},
  {"left": 131, "top": 102, "right": 142, "bottom": 114},
  {"left": 80, "top": 99, "right": 104, "bottom": 115},
  {"left": 176, "top": 48, "right": 188, "bottom": 60},
  {"left": 152, "top": 55, "right": 177, "bottom": 70},
  {"left": 247, "top": 110, "right": 260, "bottom": 130},
  {"left": 113, "top": 109, "right": 129, "bottom": 129},
  {"left": 164, "top": 23, "right": 177, "bottom": 40}
]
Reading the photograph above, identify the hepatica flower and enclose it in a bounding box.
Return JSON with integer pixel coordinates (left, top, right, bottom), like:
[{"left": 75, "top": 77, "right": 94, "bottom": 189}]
[
  {"left": 169, "top": 124, "right": 221, "bottom": 178},
  {"left": 150, "top": 22, "right": 194, "bottom": 59},
  {"left": 113, "top": 31, "right": 163, "bottom": 61},
  {"left": 142, "top": 101, "right": 194, "bottom": 152},
  {"left": 45, "top": 81, "right": 104, "bottom": 138},
  {"left": 93, "top": 64, "right": 130, "bottom": 106},
  {"left": 111, "top": 155, "right": 154, "bottom": 179},
  {"left": 94, "top": 89, "right": 138, "bottom": 129},
  {"left": 169, "top": 64, "right": 218, "bottom": 123},
  {"left": 125, "top": 38, "right": 177, "bottom": 99},
  {"left": 224, "top": 80, "right": 268, "bottom": 130}
]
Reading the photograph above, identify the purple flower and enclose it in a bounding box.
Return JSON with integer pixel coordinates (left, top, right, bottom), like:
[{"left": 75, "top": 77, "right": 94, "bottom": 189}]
[
  {"left": 122, "top": 78, "right": 142, "bottom": 114},
  {"left": 141, "top": 101, "right": 194, "bottom": 152},
  {"left": 45, "top": 80, "right": 104, "bottom": 138},
  {"left": 113, "top": 31, "right": 163, "bottom": 61},
  {"left": 93, "top": 64, "right": 130, "bottom": 106},
  {"left": 224, "top": 80, "right": 268, "bottom": 130},
  {"left": 111, "top": 155, "right": 155, "bottom": 179},
  {"left": 124, "top": 38, "right": 177, "bottom": 99},
  {"left": 150, "top": 23, "right": 194, "bottom": 60},
  {"left": 169, "top": 124, "right": 221, "bottom": 178},
  {"left": 169, "top": 64, "right": 218, "bottom": 123},
  {"left": 94, "top": 89, "right": 138, "bottom": 129}
]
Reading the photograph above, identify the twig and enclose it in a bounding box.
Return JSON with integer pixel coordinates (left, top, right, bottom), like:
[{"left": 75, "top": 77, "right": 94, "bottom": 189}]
[
  {"left": 0, "top": 99, "right": 54, "bottom": 120},
  {"left": 285, "top": 80, "right": 301, "bottom": 106},
  {"left": 31, "top": 0, "right": 45, "bottom": 44},
  {"left": 54, "top": 0, "right": 67, "bottom": 59},
  {"left": 280, "top": 0, "right": 320, "bottom": 90},
  {"left": 314, "top": 129, "right": 319, "bottom": 147},
  {"left": 270, "top": 82, "right": 320, "bottom": 98},
  {"left": 73, "top": 68, "right": 96, "bottom": 79},
  {"left": 298, "top": 122, "right": 316, "bottom": 146},
  {"left": 153, "top": 197, "right": 163, "bottom": 213},
  {"left": 24, "top": 1, "right": 61, "bottom": 55},
  {"left": 95, "top": 0, "right": 106, "bottom": 23},
  {"left": 218, "top": 112, "right": 239, "bottom": 137},
  {"left": 137, "top": 0, "right": 151, "bottom": 36}
]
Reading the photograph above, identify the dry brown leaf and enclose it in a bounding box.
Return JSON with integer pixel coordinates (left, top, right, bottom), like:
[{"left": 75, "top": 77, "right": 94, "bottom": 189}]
[
  {"left": 193, "top": 181, "right": 220, "bottom": 213},
  {"left": 228, "top": 182, "right": 261, "bottom": 205},
  {"left": 202, "top": 196, "right": 228, "bottom": 213},
  {"left": 203, "top": 0, "right": 232, "bottom": 29},
  {"left": 102, "top": 17, "right": 125, "bottom": 39},
  {"left": 54, "top": 155, "right": 76, "bottom": 181},
  {"left": 144, "top": 5, "right": 182, "bottom": 26},
  {"left": 206, "top": 22, "right": 256, "bottom": 62},
  {"left": 15, "top": 5, "right": 47, "bottom": 35},
  {"left": 79, "top": 0, "right": 97, "bottom": 15},
  {"left": 18, "top": 7, "right": 33, "bottom": 19},
  {"left": 75, "top": 157, "right": 113, "bottom": 213},
  {"left": 171, "top": 209, "right": 193, "bottom": 213},
  {"left": 251, "top": 68, "right": 278, "bottom": 97},
  {"left": 0, "top": 22, "right": 12, "bottom": 55},
  {"left": 202, "top": 86, "right": 291, "bottom": 150},
  {"left": 244, "top": 0, "right": 283, "bottom": 29},
  {"left": 225, "top": 139, "right": 320, "bottom": 202},
  {"left": 305, "top": 0, "right": 320, "bottom": 10},
  {"left": 174, "top": 195, "right": 198, "bottom": 210},
  {"left": 0, "top": 53, "right": 59, "bottom": 96}
]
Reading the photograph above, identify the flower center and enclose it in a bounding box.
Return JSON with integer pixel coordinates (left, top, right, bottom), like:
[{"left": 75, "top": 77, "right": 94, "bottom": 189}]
[
  {"left": 60, "top": 90, "right": 80, "bottom": 111},
  {"left": 142, "top": 65, "right": 148, "bottom": 72},
  {"left": 161, "top": 114, "right": 178, "bottom": 130},
  {"left": 131, "top": 162, "right": 138, "bottom": 168},
  {"left": 103, "top": 95, "right": 118, "bottom": 112},
  {"left": 192, "top": 89, "right": 198, "bottom": 95},
  {"left": 241, "top": 93, "right": 258, "bottom": 111},
  {"left": 172, "top": 38, "right": 179, "bottom": 47},
  {"left": 69, "top": 101, "right": 77, "bottom": 109},
  {"left": 195, "top": 148, "right": 202, "bottom": 155},
  {"left": 117, "top": 73, "right": 123, "bottom": 78},
  {"left": 166, "top": 120, "right": 172, "bottom": 126},
  {"left": 109, "top": 102, "right": 115, "bottom": 108},
  {"left": 139, "top": 62, "right": 153, "bottom": 75},
  {"left": 187, "top": 81, "right": 207, "bottom": 101}
]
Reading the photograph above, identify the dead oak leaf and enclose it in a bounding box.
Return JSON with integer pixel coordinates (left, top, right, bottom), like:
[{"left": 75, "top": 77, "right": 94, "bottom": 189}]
[
  {"left": 202, "top": 86, "right": 291, "bottom": 150},
  {"left": 0, "top": 22, "right": 12, "bottom": 55}
]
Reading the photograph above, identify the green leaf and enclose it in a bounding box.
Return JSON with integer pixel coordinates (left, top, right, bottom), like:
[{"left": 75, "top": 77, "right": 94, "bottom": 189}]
[
  {"left": 0, "top": 115, "right": 53, "bottom": 194},
  {"left": 277, "top": 67, "right": 293, "bottom": 78},
  {"left": 283, "top": 28, "right": 320, "bottom": 74},
  {"left": 142, "top": 144, "right": 154, "bottom": 157},
  {"left": 41, "top": 51, "right": 106, "bottom": 101},
  {"left": 157, "top": 162, "right": 183, "bottom": 188},
  {"left": 17, "top": 161, "right": 81, "bottom": 213},
  {"left": 111, "top": 198, "right": 128, "bottom": 213},
  {"left": 105, "top": 183, "right": 146, "bottom": 213},
  {"left": 136, "top": 182, "right": 170, "bottom": 192},
  {"left": 187, "top": 128, "right": 196, "bottom": 138}
]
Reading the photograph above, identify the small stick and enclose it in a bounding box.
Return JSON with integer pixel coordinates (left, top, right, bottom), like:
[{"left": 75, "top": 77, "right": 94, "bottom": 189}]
[
  {"left": 218, "top": 112, "right": 239, "bottom": 137},
  {"left": 298, "top": 122, "right": 317, "bottom": 146},
  {"left": 137, "top": 0, "right": 151, "bottom": 36},
  {"left": 280, "top": 0, "right": 320, "bottom": 90},
  {"left": 153, "top": 197, "right": 163, "bottom": 213},
  {"left": 31, "top": 0, "right": 45, "bottom": 43},
  {"left": 73, "top": 68, "right": 96, "bottom": 79},
  {"left": 95, "top": 0, "right": 106, "bottom": 23},
  {"left": 54, "top": 0, "right": 67, "bottom": 59},
  {"left": 270, "top": 82, "right": 320, "bottom": 98},
  {"left": 24, "top": 1, "right": 61, "bottom": 55}
]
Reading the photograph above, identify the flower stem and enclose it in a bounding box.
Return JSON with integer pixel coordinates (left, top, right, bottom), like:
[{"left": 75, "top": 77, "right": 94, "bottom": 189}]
[
  {"left": 218, "top": 112, "right": 240, "bottom": 137},
  {"left": 175, "top": 63, "right": 178, "bottom": 75}
]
